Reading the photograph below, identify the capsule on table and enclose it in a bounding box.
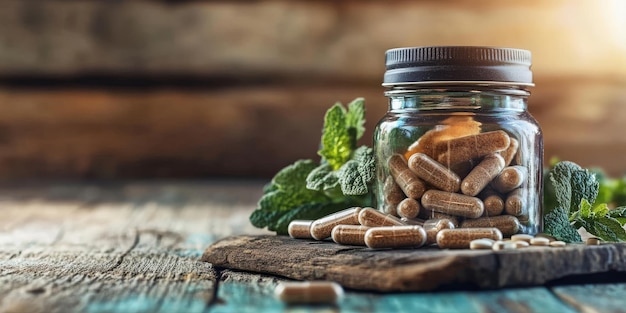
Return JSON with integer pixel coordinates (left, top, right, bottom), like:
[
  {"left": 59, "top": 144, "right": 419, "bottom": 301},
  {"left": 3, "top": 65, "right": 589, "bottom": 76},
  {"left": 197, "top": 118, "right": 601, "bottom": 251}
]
[
  {"left": 460, "top": 215, "right": 521, "bottom": 236},
  {"left": 492, "top": 166, "right": 527, "bottom": 193},
  {"left": 364, "top": 225, "right": 427, "bottom": 249},
  {"left": 499, "top": 137, "right": 519, "bottom": 166},
  {"left": 388, "top": 154, "right": 427, "bottom": 199},
  {"left": 310, "top": 207, "right": 362, "bottom": 240},
  {"left": 358, "top": 207, "right": 404, "bottom": 227},
  {"left": 396, "top": 198, "right": 421, "bottom": 219},
  {"left": 461, "top": 153, "right": 505, "bottom": 196},
  {"left": 505, "top": 188, "right": 525, "bottom": 216},
  {"left": 421, "top": 190, "right": 484, "bottom": 218},
  {"left": 436, "top": 130, "right": 510, "bottom": 166},
  {"left": 423, "top": 218, "right": 455, "bottom": 245},
  {"left": 288, "top": 220, "right": 314, "bottom": 239},
  {"left": 407, "top": 153, "right": 461, "bottom": 192},
  {"left": 275, "top": 281, "right": 344, "bottom": 304},
  {"left": 436, "top": 228, "right": 503, "bottom": 249},
  {"left": 331, "top": 225, "right": 370, "bottom": 246}
]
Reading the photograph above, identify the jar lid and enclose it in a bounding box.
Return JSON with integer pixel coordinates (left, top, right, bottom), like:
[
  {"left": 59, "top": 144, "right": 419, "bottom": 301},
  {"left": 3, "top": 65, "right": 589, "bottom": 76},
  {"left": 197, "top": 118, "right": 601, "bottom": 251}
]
[{"left": 383, "top": 46, "right": 533, "bottom": 86}]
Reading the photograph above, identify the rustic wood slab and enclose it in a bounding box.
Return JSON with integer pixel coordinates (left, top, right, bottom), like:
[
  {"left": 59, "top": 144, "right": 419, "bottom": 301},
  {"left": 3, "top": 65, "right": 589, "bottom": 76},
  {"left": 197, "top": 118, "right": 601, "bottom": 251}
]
[{"left": 202, "top": 235, "right": 626, "bottom": 292}]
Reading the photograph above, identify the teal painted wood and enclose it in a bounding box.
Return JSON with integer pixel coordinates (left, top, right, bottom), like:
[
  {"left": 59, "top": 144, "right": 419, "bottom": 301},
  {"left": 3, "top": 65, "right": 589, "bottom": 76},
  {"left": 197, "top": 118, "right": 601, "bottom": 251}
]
[
  {"left": 209, "top": 271, "right": 578, "bottom": 313},
  {"left": 552, "top": 283, "right": 626, "bottom": 313}
]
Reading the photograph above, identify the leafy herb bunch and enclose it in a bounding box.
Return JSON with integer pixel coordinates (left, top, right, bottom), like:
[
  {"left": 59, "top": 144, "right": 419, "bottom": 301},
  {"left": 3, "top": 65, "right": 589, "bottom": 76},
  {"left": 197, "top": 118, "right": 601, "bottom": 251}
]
[{"left": 249, "top": 98, "right": 375, "bottom": 234}]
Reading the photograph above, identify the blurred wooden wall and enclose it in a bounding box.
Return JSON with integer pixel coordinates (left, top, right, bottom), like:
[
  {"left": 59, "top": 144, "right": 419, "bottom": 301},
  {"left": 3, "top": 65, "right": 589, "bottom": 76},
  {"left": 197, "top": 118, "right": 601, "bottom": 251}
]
[{"left": 0, "top": 0, "right": 625, "bottom": 179}]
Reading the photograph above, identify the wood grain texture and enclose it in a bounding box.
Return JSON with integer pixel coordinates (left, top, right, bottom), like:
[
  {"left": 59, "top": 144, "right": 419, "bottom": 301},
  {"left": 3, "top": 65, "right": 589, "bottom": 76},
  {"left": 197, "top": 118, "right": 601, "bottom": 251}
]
[
  {"left": 202, "top": 235, "right": 626, "bottom": 292},
  {"left": 552, "top": 284, "right": 626, "bottom": 313},
  {"left": 0, "top": 0, "right": 625, "bottom": 82}
]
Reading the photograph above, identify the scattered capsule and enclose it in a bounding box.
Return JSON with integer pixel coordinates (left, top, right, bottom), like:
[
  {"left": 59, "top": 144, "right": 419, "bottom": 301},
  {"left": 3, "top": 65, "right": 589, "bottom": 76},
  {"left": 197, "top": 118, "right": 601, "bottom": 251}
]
[
  {"left": 460, "top": 215, "right": 521, "bottom": 236},
  {"left": 331, "top": 225, "right": 369, "bottom": 246},
  {"left": 436, "top": 228, "right": 503, "bottom": 249},
  {"left": 288, "top": 220, "right": 314, "bottom": 239},
  {"left": 275, "top": 281, "right": 344, "bottom": 304},
  {"left": 383, "top": 176, "right": 405, "bottom": 215},
  {"left": 423, "top": 218, "right": 455, "bottom": 245},
  {"left": 505, "top": 188, "right": 525, "bottom": 216},
  {"left": 310, "top": 207, "right": 362, "bottom": 240},
  {"left": 421, "top": 190, "right": 484, "bottom": 218},
  {"left": 530, "top": 237, "right": 550, "bottom": 246},
  {"left": 358, "top": 207, "right": 405, "bottom": 227},
  {"left": 550, "top": 241, "right": 567, "bottom": 247},
  {"left": 480, "top": 189, "right": 504, "bottom": 217},
  {"left": 396, "top": 198, "right": 421, "bottom": 219},
  {"left": 470, "top": 239, "right": 495, "bottom": 250},
  {"left": 364, "top": 225, "right": 427, "bottom": 249},
  {"left": 388, "top": 154, "right": 427, "bottom": 199},
  {"left": 511, "top": 234, "right": 534, "bottom": 243},
  {"left": 461, "top": 154, "right": 505, "bottom": 196},
  {"left": 492, "top": 166, "right": 527, "bottom": 193},
  {"left": 499, "top": 137, "right": 519, "bottom": 166},
  {"left": 586, "top": 237, "right": 601, "bottom": 246},
  {"left": 436, "top": 130, "right": 510, "bottom": 166},
  {"left": 407, "top": 153, "right": 461, "bottom": 192}
]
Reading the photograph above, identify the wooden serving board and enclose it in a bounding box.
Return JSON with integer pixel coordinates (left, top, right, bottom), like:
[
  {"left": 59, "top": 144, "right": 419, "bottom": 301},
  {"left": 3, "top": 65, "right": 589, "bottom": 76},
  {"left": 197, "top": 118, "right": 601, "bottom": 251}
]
[{"left": 201, "top": 235, "right": 626, "bottom": 292}]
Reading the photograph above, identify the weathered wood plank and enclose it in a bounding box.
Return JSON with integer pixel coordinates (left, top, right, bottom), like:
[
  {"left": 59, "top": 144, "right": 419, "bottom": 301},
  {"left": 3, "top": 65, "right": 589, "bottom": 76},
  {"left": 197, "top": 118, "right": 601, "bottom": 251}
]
[
  {"left": 552, "top": 284, "right": 626, "bottom": 313},
  {"left": 202, "top": 235, "right": 626, "bottom": 292},
  {"left": 0, "top": 182, "right": 268, "bottom": 313},
  {"left": 212, "top": 270, "right": 577, "bottom": 313},
  {"left": 0, "top": 0, "right": 625, "bottom": 82}
]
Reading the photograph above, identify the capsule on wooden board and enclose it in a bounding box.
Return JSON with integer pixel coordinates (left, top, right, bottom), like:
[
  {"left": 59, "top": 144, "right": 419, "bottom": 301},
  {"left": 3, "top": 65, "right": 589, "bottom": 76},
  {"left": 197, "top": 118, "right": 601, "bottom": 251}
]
[
  {"left": 461, "top": 153, "right": 505, "bottom": 197},
  {"left": 358, "top": 207, "right": 405, "bottom": 227},
  {"left": 364, "top": 225, "right": 427, "bottom": 249},
  {"left": 407, "top": 153, "right": 461, "bottom": 192},
  {"left": 436, "top": 130, "right": 510, "bottom": 166},
  {"left": 310, "top": 207, "right": 362, "bottom": 240},
  {"left": 492, "top": 166, "right": 527, "bottom": 193},
  {"left": 288, "top": 220, "right": 314, "bottom": 239},
  {"left": 275, "top": 281, "right": 344, "bottom": 304},
  {"left": 436, "top": 228, "right": 503, "bottom": 249},
  {"left": 388, "top": 154, "right": 427, "bottom": 199},
  {"left": 460, "top": 215, "right": 521, "bottom": 236},
  {"left": 331, "top": 225, "right": 370, "bottom": 246},
  {"left": 421, "top": 190, "right": 484, "bottom": 218},
  {"left": 423, "top": 218, "right": 455, "bottom": 245}
]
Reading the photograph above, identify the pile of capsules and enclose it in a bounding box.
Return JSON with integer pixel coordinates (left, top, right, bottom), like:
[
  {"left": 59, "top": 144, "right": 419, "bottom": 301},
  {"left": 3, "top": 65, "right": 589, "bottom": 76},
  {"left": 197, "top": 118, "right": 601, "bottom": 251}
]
[
  {"left": 382, "top": 130, "right": 532, "bottom": 236},
  {"left": 288, "top": 207, "right": 571, "bottom": 250}
]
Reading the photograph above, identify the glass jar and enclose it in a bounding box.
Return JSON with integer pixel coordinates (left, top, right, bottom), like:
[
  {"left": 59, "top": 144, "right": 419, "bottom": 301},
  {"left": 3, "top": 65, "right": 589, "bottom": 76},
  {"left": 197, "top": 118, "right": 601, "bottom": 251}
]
[{"left": 374, "top": 46, "right": 543, "bottom": 236}]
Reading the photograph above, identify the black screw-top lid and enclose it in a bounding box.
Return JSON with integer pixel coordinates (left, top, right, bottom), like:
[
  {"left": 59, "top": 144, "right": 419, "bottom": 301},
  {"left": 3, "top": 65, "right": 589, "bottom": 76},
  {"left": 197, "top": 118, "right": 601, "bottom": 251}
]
[{"left": 383, "top": 46, "right": 533, "bottom": 86}]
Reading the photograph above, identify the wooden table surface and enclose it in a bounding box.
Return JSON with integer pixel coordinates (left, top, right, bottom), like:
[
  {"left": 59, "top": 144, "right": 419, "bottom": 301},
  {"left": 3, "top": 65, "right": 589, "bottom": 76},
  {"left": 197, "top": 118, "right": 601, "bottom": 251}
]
[{"left": 1, "top": 181, "right": 625, "bottom": 313}]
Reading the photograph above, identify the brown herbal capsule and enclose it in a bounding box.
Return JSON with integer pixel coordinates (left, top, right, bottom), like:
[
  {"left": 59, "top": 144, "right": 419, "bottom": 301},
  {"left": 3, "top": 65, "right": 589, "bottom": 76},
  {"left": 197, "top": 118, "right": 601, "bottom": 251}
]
[
  {"left": 417, "top": 207, "right": 460, "bottom": 227},
  {"left": 461, "top": 153, "right": 505, "bottom": 196},
  {"left": 383, "top": 176, "right": 405, "bottom": 214},
  {"left": 436, "top": 228, "right": 503, "bottom": 249},
  {"left": 421, "top": 190, "right": 484, "bottom": 218},
  {"left": 499, "top": 137, "right": 519, "bottom": 166},
  {"left": 460, "top": 215, "right": 521, "bottom": 236},
  {"left": 479, "top": 187, "right": 504, "bottom": 217},
  {"left": 492, "top": 166, "right": 527, "bottom": 193},
  {"left": 407, "top": 153, "right": 461, "bottom": 192},
  {"left": 358, "top": 207, "right": 404, "bottom": 227},
  {"left": 364, "top": 225, "right": 427, "bottom": 249},
  {"left": 423, "top": 218, "right": 455, "bottom": 245},
  {"left": 331, "top": 225, "right": 370, "bottom": 246},
  {"left": 275, "top": 281, "right": 344, "bottom": 304},
  {"left": 400, "top": 217, "right": 426, "bottom": 226},
  {"left": 505, "top": 188, "right": 525, "bottom": 216},
  {"left": 388, "top": 154, "right": 427, "bottom": 199},
  {"left": 288, "top": 220, "right": 314, "bottom": 239},
  {"left": 396, "top": 198, "right": 421, "bottom": 219},
  {"left": 437, "top": 130, "right": 511, "bottom": 166},
  {"left": 310, "top": 207, "right": 362, "bottom": 240}
]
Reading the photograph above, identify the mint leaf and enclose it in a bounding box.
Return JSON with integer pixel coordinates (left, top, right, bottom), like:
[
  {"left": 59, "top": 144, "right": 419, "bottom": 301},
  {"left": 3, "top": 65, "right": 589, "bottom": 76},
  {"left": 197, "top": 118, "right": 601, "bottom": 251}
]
[
  {"left": 306, "top": 163, "right": 339, "bottom": 191},
  {"left": 546, "top": 161, "right": 599, "bottom": 215},
  {"left": 610, "top": 207, "right": 626, "bottom": 226},
  {"left": 319, "top": 104, "right": 355, "bottom": 170},
  {"left": 592, "top": 203, "right": 610, "bottom": 217},
  {"left": 580, "top": 198, "right": 592, "bottom": 218},
  {"left": 345, "top": 98, "right": 366, "bottom": 140},
  {"left": 337, "top": 160, "right": 368, "bottom": 196},
  {"left": 544, "top": 206, "right": 582, "bottom": 243},
  {"left": 583, "top": 217, "right": 626, "bottom": 242}
]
